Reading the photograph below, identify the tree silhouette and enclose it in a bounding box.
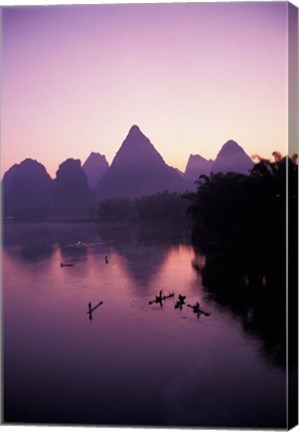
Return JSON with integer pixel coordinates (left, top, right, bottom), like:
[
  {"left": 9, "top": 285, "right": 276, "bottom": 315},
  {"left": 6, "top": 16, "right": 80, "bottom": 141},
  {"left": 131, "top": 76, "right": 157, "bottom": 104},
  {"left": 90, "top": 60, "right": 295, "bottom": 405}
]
[
  {"left": 184, "top": 172, "right": 251, "bottom": 247},
  {"left": 187, "top": 153, "right": 298, "bottom": 369},
  {"left": 184, "top": 153, "right": 297, "bottom": 263}
]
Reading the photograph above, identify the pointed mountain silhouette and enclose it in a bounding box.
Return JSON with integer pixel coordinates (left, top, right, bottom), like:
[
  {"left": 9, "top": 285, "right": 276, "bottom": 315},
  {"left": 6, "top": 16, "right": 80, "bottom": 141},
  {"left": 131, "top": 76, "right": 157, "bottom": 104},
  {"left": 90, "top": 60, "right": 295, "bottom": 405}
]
[
  {"left": 175, "top": 168, "right": 184, "bottom": 176},
  {"left": 82, "top": 152, "right": 109, "bottom": 190},
  {"left": 2, "top": 159, "right": 54, "bottom": 219},
  {"left": 212, "top": 140, "right": 253, "bottom": 174},
  {"left": 184, "top": 154, "right": 213, "bottom": 183},
  {"left": 94, "top": 125, "right": 189, "bottom": 200},
  {"left": 53, "top": 159, "right": 92, "bottom": 216}
]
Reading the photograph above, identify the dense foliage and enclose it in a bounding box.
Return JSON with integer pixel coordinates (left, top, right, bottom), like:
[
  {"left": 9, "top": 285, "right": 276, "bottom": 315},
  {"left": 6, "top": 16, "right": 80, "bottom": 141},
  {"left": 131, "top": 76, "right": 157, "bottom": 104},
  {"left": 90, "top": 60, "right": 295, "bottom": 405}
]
[
  {"left": 97, "top": 191, "right": 189, "bottom": 222},
  {"left": 185, "top": 153, "right": 298, "bottom": 369},
  {"left": 184, "top": 153, "right": 298, "bottom": 258}
]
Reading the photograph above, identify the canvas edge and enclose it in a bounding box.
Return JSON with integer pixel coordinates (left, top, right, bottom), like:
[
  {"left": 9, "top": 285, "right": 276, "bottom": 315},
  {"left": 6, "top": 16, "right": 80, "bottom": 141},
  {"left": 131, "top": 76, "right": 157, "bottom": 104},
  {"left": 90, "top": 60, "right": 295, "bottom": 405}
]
[{"left": 287, "top": 1, "right": 299, "bottom": 430}]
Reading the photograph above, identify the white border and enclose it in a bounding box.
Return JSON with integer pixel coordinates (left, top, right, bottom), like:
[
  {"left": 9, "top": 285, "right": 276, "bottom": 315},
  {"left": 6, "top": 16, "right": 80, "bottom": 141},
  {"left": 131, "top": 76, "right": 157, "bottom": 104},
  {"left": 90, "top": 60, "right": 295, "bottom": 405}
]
[{"left": 0, "top": 2, "right": 298, "bottom": 432}]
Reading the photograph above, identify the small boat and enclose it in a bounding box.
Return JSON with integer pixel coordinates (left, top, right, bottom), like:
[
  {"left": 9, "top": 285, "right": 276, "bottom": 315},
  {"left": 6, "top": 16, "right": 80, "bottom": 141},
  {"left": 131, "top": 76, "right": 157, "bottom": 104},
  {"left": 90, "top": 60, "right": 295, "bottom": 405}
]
[
  {"left": 60, "top": 262, "right": 74, "bottom": 267},
  {"left": 162, "top": 292, "right": 174, "bottom": 300},
  {"left": 149, "top": 290, "right": 164, "bottom": 306},
  {"left": 87, "top": 301, "right": 104, "bottom": 319},
  {"left": 87, "top": 301, "right": 103, "bottom": 314},
  {"left": 187, "top": 302, "right": 210, "bottom": 316}
]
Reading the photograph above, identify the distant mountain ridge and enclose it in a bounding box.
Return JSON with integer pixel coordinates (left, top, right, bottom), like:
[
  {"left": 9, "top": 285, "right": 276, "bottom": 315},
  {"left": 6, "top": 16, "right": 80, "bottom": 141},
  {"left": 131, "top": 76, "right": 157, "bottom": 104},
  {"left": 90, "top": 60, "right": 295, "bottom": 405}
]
[
  {"left": 111, "top": 125, "right": 166, "bottom": 167},
  {"left": 2, "top": 128, "right": 256, "bottom": 219},
  {"left": 211, "top": 140, "right": 253, "bottom": 174},
  {"left": 2, "top": 158, "right": 54, "bottom": 218},
  {"left": 184, "top": 140, "right": 253, "bottom": 184},
  {"left": 54, "top": 159, "right": 91, "bottom": 216},
  {"left": 184, "top": 154, "right": 214, "bottom": 183},
  {"left": 82, "top": 152, "right": 109, "bottom": 190},
  {"left": 94, "top": 125, "right": 189, "bottom": 200}
]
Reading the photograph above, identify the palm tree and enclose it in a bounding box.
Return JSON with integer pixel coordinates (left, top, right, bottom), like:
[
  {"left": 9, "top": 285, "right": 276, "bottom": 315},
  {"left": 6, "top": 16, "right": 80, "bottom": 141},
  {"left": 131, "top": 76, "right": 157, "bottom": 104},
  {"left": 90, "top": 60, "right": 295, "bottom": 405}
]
[
  {"left": 184, "top": 152, "right": 297, "bottom": 254},
  {"left": 184, "top": 172, "right": 250, "bottom": 248}
]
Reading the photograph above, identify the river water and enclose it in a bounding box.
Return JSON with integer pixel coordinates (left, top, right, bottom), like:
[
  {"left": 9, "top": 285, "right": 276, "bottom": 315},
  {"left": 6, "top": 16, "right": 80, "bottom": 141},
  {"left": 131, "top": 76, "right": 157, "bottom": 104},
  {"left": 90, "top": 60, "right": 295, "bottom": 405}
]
[{"left": 2, "top": 222, "right": 286, "bottom": 428}]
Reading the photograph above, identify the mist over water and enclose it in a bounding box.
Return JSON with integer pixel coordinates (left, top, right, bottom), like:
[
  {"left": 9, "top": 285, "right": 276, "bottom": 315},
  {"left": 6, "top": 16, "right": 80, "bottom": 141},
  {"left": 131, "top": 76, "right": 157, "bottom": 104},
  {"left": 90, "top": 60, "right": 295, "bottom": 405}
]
[{"left": 3, "top": 222, "right": 286, "bottom": 427}]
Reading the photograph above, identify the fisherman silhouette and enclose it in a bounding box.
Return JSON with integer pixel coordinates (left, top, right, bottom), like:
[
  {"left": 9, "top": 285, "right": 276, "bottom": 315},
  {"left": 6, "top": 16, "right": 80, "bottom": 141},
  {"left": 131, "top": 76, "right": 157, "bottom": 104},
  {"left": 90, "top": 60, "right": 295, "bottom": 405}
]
[
  {"left": 149, "top": 290, "right": 175, "bottom": 307},
  {"left": 88, "top": 302, "right": 92, "bottom": 320},
  {"left": 187, "top": 302, "right": 210, "bottom": 317},
  {"left": 105, "top": 256, "right": 109, "bottom": 264},
  {"left": 188, "top": 302, "right": 201, "bottom": 318},
  {"left": 191, "top": 302, "right": 200, "bottom": 312},
  {"left": 175, "top": 294, "right": 186, "bottom": 310},
  {"left": 178, "top": 294, "right": 186, "bottom": 303},
  {"left": 149, "top": 290, "right": 163, "bottom": 307},
  {"left": 87, "top": 301, "right": 103, "bottom": 321}
]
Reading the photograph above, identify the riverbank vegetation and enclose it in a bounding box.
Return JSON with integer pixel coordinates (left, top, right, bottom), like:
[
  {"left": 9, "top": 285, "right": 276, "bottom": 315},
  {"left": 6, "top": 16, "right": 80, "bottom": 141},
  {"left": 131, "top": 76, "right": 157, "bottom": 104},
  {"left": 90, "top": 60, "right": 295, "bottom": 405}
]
[
  {"left": 184, "top": 153, "right": 297, "bottom": 258},
  {"left": 186, "top": 153, "right": 298, "bottom": 369},
  {"left": 97, "top": 191, "right": 189, "bottom": 222}
]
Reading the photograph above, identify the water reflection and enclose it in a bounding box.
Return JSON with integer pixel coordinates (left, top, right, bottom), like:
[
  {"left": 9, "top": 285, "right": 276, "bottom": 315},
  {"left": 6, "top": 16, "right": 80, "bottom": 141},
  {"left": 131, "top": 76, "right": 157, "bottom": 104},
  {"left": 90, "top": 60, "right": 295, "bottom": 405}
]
[
  {"left": 3, "top": 222, "right": 287, "bottom": 368},
  {"left": 59, "top": 241, "right": 89, "bottom": 263},
  {"left": 193, "top": 247, "right": 286, "bottom": 368},
  {"left": 3, "top": 223, "right": 57, "bottom": 263},
  {"left": 3, "top": 222, "right": 286, "bottom": 428},
  {"left": 97, "top": 222, "right": 186, "bottom": 290}
]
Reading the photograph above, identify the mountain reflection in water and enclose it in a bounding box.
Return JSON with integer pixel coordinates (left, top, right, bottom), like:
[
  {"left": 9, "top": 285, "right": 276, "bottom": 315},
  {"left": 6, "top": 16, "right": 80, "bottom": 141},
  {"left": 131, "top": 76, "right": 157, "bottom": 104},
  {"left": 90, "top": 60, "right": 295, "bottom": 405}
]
[{"left": 3, "top": 222, "right": 286, "bottom": 428}]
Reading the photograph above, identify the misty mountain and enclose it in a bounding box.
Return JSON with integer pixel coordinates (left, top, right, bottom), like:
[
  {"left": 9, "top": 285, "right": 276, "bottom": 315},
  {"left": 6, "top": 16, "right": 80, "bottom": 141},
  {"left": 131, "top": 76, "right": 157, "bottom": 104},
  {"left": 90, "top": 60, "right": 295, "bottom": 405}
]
[
  {"left": 53, "top": 159, "right": 92, "bottom": 216},
  {"left": 184, "top": 154, "right": 214, "bottom": 184},
  {"left": 82, "top": 152, "right": 109, "bottom": 190},
  {"left": 212, "top": 140, "right": 253, "bottom": 174},
  {"left": 94, "top": 125, "right": 189, "bottom": 200},
  {"left": 2, "top": 135, "right": 255, "bottom": 220},
  {"left": 2, "top": 158, "right": 54, "bottom": 219}
]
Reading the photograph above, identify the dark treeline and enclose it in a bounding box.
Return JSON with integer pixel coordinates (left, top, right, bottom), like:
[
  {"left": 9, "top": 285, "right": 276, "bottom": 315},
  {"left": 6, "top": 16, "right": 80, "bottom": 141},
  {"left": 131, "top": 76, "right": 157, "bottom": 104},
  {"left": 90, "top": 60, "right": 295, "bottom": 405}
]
[
  {"left": 187, "top": 152, "right": 298, "bottom": 370},
  {"left": 97, "top": 191, "right": 189, "bottom": 222},
  {"left": 184, "top": 153, "right": 297, "bottom": 262}
]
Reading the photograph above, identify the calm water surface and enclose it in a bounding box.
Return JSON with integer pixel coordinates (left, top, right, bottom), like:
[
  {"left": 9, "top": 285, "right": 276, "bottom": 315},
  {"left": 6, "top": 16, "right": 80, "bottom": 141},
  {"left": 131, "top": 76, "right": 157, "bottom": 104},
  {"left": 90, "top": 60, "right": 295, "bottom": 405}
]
[{"left": 3, "top": 222, "right": 286, "bottom": 427}]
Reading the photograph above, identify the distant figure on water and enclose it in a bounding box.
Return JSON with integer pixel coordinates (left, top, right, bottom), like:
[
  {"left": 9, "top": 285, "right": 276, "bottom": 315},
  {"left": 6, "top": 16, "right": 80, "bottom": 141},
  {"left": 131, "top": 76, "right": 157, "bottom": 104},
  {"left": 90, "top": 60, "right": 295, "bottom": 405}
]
[
  {"left": 149, "top": 290, "right": 164, "bottom": 307},
  {"left": 175, "top": 294, "right": 186, "bottom": 310},
  {"left": 188, "top": 302, "right": 200, "bottom": 312},
  {"left": 149, "top": 290, "right": 174, "bottom": 307},
  {"left": 187, "top": 302, "right": 210, "bottom": 318},
  {"left": 105, "top": 256, "right": 109, "bottom": 264},
  {"left": 87, "top": 301, "right": 103, "bottom": 321},
  {"left": 88, "top": 302, "right": 93, "bottom": 320},
  {"left": 188, "top": 302, "right": 201, "bottom": 318}
]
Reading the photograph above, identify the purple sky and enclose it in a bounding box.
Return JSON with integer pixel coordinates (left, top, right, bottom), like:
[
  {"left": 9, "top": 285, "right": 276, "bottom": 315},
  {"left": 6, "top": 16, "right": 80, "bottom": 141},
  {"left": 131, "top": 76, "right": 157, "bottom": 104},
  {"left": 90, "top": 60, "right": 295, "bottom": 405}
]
[{"left": 1, "top": 2, "right": 293, "bottom": 178}]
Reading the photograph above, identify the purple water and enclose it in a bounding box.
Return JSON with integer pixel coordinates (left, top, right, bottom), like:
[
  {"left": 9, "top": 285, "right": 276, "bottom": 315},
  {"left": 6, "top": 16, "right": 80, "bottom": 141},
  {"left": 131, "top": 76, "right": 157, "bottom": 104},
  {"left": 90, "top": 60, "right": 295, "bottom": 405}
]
[{"left": 2, "top": 222, "right": 286, "bottom": 427}]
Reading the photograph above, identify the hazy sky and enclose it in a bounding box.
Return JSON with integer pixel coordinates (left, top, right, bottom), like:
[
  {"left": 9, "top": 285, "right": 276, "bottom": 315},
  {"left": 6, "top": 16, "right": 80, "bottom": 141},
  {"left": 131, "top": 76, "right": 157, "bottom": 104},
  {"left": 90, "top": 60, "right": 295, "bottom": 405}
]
[{"left": 1, "top": 2, "right": 292, "bottom": 178}]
